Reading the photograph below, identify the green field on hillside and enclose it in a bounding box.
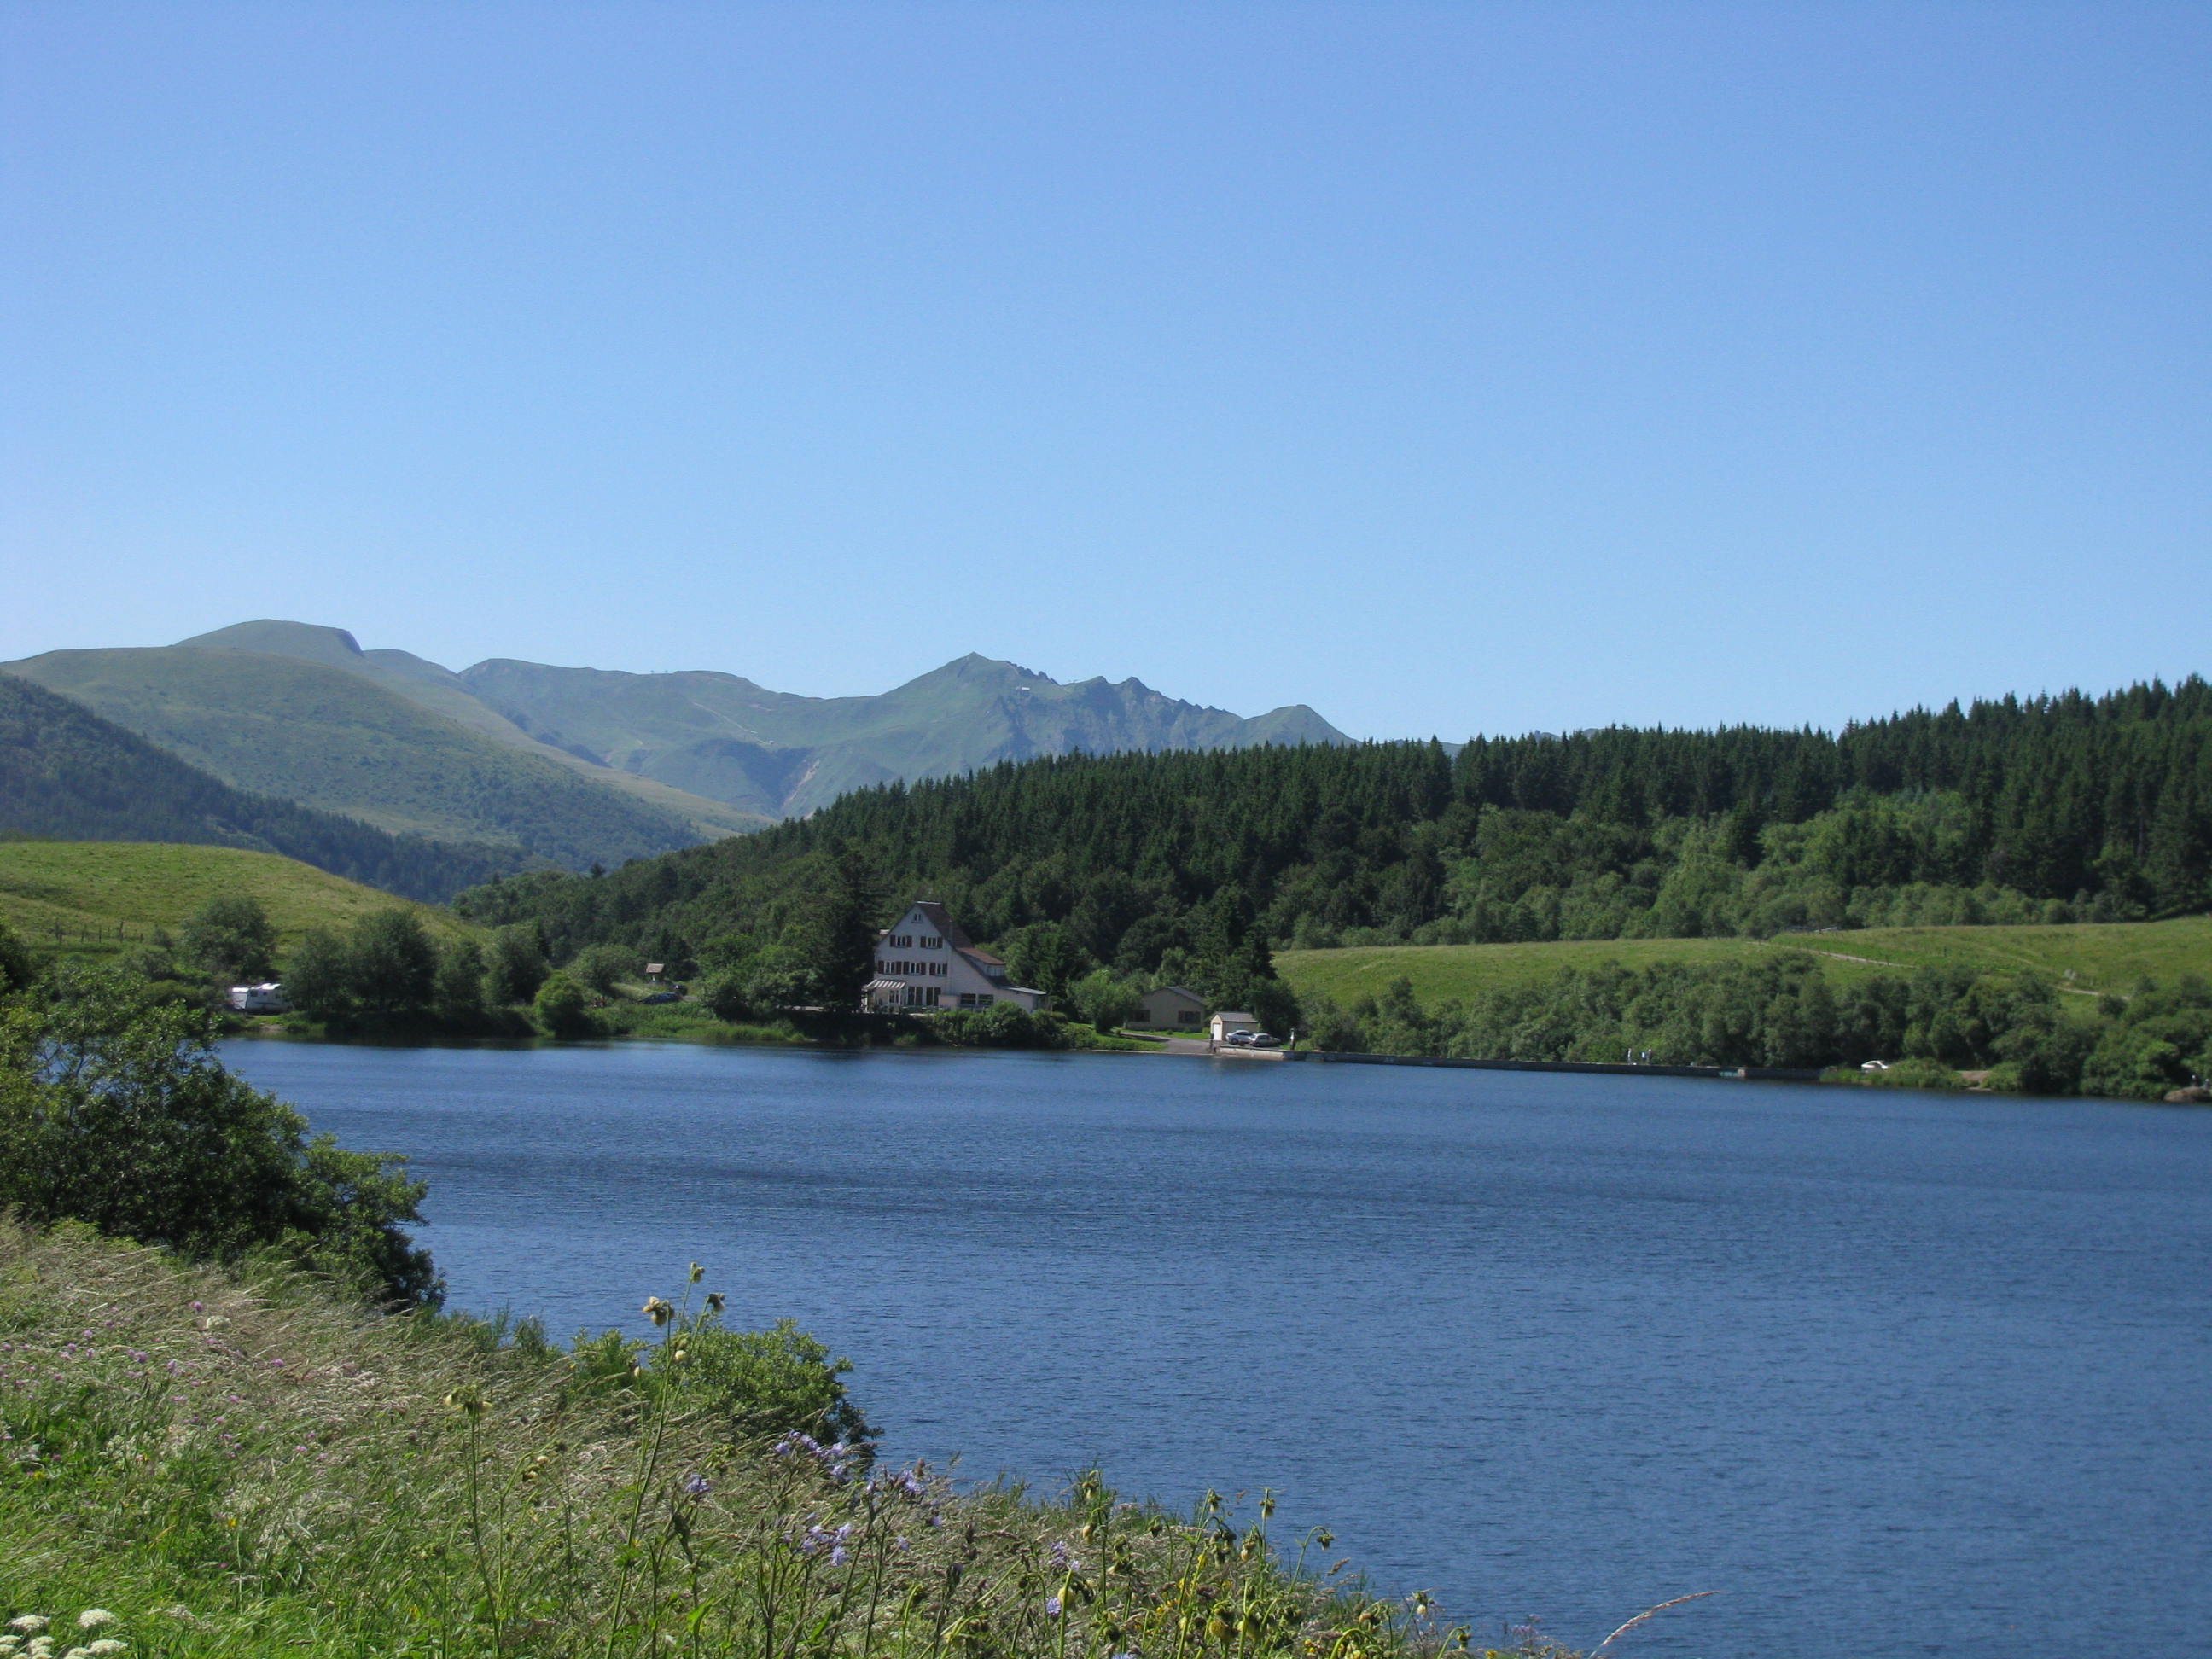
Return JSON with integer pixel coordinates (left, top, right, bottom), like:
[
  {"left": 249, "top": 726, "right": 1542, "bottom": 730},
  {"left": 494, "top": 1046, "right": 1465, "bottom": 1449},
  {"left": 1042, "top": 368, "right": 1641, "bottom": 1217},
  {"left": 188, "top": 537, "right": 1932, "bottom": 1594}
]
[
  {"left": 0, "top": 841, "right": 474, "bottom": 956},
  {"left": 1277, "top": 916, "right": 2212, "bottom": 1008}
]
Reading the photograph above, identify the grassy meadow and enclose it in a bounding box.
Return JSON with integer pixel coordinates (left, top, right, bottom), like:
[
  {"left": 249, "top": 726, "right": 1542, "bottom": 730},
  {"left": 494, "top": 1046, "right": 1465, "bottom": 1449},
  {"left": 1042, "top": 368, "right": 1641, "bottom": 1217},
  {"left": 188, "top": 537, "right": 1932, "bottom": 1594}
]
[
  {"left": 0, "top": 1222, "right": 1462, "bottom": 1659},
  {"left": 0, "top": 841, "right": 476, "bottom": 958},
  {"left": 1277, "top": 915, "right": 2212, "bottom": 1010}
]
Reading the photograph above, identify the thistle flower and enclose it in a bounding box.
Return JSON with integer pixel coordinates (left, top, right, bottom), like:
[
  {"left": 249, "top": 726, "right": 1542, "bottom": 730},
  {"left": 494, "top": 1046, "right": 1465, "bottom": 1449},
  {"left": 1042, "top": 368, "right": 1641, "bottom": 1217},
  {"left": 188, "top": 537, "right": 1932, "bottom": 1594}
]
[
  {"left": 643, "top": 1297, "right": 674, "bottom": 1326},
  {"left": 689, "top": 1262, "right": 704, "bottom": 1283},
  {"left": 705, "top": 1293, "right": 725, "bottom": 1315}
]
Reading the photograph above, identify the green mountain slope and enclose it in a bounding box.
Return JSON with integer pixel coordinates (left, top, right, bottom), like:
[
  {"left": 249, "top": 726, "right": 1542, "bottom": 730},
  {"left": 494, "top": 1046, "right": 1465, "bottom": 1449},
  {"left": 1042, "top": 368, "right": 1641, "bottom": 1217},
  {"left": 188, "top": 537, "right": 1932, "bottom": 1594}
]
[
  {"left": 173, "top": 620, "right": 770, "bottom": 838},
  {"left": 460, "top": 650, "right": 1348, "bottom": 817},
  {"left": 0, "top": 672, "right": 519, "bottom": 900},
  {"left": 0, "top": 646, "right": 726, "bottom": 871},
  {"left": 0, "top": 839, "right": 479, "bottom": 956}
]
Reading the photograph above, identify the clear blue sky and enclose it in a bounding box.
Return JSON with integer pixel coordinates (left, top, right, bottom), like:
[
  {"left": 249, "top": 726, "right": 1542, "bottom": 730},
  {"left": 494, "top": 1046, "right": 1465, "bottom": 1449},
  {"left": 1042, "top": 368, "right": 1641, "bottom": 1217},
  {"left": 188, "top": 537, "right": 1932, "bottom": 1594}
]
[{"left": 5, "top": 3, "right": 2206, "bottom": 740}]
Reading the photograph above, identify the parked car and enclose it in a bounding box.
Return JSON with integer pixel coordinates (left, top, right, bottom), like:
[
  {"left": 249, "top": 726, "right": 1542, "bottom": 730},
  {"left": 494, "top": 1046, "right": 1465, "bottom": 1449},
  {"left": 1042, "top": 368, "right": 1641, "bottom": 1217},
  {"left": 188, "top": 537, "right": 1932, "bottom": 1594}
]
[{"left": 1225, "top": 1030, "right": 1279, "bottom": 1047}]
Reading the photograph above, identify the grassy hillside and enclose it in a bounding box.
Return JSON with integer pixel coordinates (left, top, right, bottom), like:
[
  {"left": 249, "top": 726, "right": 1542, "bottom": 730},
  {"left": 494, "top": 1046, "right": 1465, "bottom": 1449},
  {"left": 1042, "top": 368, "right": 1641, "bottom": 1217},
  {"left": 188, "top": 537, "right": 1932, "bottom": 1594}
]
[
  {"left": 0, "top": 841, "right": 474, "bottom": 956},
  {"left": 1277, "top": 915, "right": 2212, "bottom": 1008},
  {"left": 0, "top": 672, "right": 521, "bottom": 902},
  {"left": 3, "top": 646, "right": 728, "bottom": 870},
  {"left": 176, "top": 620, "right": 771, "bottom": 840}
]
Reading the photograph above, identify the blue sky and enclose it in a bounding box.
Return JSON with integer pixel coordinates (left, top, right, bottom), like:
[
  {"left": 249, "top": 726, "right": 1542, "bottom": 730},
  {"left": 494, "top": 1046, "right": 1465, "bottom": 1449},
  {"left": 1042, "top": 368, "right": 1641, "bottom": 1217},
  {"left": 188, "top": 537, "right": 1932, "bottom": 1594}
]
[{"left": 5, "top": 3, "right": 2206, "bottom": 740}]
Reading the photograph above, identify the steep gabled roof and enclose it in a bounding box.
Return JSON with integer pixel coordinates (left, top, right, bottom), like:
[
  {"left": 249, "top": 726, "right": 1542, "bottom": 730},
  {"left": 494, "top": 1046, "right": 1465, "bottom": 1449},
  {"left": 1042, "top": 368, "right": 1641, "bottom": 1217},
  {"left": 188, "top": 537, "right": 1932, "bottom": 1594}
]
[
  {"left": 958, "top": 945, "right": 1005, "bottom": 969},
  {"left": 907, "top": 899, "right": 974, "bottom": 950}
]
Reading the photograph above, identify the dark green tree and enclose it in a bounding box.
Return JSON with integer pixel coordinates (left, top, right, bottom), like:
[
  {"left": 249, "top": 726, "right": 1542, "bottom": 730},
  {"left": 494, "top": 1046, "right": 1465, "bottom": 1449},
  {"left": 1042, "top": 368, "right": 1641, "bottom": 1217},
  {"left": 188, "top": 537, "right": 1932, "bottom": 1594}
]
[
  {"left": 283, "top": 927, "right": 355, "bottom": 1022},
  {"left": 789, "top": 851, "right": 882, "bottom": 1010},
  {"left": 178, "top": 894, "right": 279, "bottom": 982},
  {"left": 433, "top": 937, "right": 490, "bottom": 1026},
  {"left": 346, "top": 911, "right": 438, "bottom": 1017},
  {"left": 486, "top": 923, "right": 550, "bottom": 1004}
]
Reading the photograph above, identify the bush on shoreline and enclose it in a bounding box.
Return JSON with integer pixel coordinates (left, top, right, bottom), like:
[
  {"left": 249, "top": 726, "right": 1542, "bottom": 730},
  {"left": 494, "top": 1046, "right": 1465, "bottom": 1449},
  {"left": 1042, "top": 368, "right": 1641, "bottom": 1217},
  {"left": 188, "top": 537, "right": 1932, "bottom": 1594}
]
[{"left": 0, "top": 1225, "right": 1473, "bottom": 1659}]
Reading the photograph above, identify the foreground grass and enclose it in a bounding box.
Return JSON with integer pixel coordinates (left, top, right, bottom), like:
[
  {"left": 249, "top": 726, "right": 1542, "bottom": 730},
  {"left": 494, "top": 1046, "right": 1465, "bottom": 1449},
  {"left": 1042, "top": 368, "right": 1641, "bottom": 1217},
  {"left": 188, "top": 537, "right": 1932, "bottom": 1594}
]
[
  {"left": 1278, "top": 915, "right": 2212, "bottom": 1010},
  {"left": 0, "top": 1225, "right": 1494, "bottom": 1659},
  {"left": 0, "top": 842, "right": 477, "bottom": 958}
]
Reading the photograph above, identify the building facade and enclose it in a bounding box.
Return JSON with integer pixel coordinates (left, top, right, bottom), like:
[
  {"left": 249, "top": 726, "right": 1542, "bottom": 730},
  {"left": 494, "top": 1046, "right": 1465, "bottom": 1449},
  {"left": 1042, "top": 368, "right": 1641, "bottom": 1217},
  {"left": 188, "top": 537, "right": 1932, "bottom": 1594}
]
[
  {"left": 864, "top": 899, "right": 1051, "bottom": 1015},
  {"left": 1134, "top": 984, "right": 1208, "bottom": 1029}
]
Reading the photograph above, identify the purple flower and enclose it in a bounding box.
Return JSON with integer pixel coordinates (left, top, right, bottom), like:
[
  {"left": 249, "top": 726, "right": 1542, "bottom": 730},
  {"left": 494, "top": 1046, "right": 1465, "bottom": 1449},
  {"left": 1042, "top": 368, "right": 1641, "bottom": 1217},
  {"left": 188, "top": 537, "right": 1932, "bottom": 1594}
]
[
  {"left": 682, "top": 1472, "right": 712, "bottom": 1498},
  {"left": 1045, "top": 1597, "right": 1063, "bottom": 1618},
  {"left": 830, "top": 1545, "right": 850, "bottom": 1566}
]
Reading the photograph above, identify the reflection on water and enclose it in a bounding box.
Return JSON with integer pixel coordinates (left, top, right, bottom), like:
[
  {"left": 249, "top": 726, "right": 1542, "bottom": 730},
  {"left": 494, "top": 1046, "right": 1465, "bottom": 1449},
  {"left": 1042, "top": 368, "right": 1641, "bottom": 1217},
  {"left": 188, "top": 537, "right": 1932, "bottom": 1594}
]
[{"left": 221, "top": 1039, "right": 2212, "bottom": 1659}]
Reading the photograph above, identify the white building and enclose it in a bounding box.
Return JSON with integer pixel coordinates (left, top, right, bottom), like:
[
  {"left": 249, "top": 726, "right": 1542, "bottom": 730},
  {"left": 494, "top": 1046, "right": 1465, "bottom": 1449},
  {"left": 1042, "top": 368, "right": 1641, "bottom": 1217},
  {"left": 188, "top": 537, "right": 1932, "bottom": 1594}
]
[
  {"left": 227, "top": 982, "right": 288, "bottom": 1013},
  {"left": 864, "top": 900, "right": 1051, "bottom": 1015},
  {"left": 1135, "top": 985, "right": 1207, "bottom": 1029},
  {"left": 1210, "top": 1010, "right": 1259, "bottom": 1042}
]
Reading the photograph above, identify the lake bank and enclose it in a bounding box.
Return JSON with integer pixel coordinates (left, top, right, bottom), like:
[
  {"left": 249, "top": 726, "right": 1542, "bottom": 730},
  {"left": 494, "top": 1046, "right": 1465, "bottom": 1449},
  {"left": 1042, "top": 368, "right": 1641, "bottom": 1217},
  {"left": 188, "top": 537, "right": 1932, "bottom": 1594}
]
[{"left": 221, "top": 1039, "right": 2212, "bottom": 1658}]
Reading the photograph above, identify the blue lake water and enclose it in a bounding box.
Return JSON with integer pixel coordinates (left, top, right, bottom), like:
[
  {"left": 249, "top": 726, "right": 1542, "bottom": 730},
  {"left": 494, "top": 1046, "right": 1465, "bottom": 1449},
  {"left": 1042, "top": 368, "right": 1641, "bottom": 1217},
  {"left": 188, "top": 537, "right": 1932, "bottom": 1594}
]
[{"left": 218, "top": 1039, "right": 2212, "bottom": 1659}]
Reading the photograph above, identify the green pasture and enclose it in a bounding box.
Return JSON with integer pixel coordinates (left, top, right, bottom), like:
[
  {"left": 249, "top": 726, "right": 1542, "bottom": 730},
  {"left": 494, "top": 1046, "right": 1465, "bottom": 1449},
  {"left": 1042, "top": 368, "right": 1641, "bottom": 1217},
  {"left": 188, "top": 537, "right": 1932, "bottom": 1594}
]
[
  {"left": 0, "top": 840, "right": 475, "bottom": 957},
  {"left": 1278, "top": 915, "right": 2212, "bottom": 1007}
]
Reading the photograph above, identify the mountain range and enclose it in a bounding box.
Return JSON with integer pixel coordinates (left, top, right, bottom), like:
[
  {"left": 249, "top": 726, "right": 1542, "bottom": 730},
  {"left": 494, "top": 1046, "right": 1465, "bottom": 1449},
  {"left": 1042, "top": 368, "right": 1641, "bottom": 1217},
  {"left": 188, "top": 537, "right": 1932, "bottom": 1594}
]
[{"left": 3, "top": 620, "right": 1346, "bottom": 875}]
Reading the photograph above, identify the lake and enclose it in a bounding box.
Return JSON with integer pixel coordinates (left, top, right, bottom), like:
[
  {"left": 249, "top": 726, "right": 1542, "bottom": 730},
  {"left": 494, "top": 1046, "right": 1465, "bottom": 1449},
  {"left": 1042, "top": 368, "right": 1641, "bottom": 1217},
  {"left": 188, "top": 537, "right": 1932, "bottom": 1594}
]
[{"left": 219, "top": 1039, "right": 2212, "bottom": 1659}]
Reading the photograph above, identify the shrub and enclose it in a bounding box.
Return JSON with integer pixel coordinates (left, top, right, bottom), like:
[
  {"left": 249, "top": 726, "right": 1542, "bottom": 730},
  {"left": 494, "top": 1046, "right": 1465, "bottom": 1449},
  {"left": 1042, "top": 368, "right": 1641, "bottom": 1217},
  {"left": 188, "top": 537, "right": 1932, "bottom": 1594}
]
[
  {"left": 533, "top": 971, "right": 597, "bottom": 1038},
  {"left": 0, "top": 969, "right": 435, "bottom": 1306},
  {"left": 568, "top": 1306, "right": 872, "bottom": 1449}
]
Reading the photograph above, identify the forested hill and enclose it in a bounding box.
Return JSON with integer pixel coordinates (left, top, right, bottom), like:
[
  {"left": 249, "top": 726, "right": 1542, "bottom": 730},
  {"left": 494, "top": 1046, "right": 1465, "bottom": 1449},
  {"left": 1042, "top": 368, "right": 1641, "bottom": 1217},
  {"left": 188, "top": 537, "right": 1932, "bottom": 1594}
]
[
  {"left": 452, "top": 677, "right": 2211, "bottom": 981},
  {"left": 0, "top": 673, "right": 527, "bottom": 902}
]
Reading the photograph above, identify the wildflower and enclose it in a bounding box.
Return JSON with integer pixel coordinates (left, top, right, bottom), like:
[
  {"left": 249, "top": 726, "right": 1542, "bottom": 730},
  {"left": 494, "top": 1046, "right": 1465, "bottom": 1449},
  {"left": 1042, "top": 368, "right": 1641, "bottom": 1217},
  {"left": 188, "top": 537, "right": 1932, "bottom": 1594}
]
[
  {"left": 1049, "top": 1540, "right": 1079, "bottom": 1571},
  {"left": 443, "top": 1388, "right": 486, "bottom": 1417},
  {"left": 1045, "top": 1598, "right": 1063, "bottom": 1618},
  {"left": 8, "top": 1623, "right": 47, "bottom": 1639},
  {"left": 681, "top": 1472, "right": 711, "bottom": 1498},
  {"left": 643, "top": 1297, "right": 674, "bottom": 1326},
  {"left": 61, "top": 1647, "right": 89, "bottom": 1659},
  {"left": 73, "top": 1618, "right": 114, "bottom": 1635},
  {"left": 689, "top": 1262, "right": 703, "bottom": 1283},
  {"left": 705, "top": 1293, "right": 725, "bottom": 1315},
  {"left": 830, "top": 1546, "right": 850, "bottom": 1566}
]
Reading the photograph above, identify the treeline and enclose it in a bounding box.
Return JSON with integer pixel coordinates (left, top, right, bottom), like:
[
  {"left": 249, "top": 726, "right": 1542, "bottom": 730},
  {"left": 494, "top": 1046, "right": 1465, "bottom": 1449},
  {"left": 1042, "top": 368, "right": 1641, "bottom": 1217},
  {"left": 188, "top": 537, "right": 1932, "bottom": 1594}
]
[
  {"left": 0, "top": 672, "right": 532, "bottom": 901},
  {"left": 449, "top": 677, "right": 2212, "bottom": 996},
  {"left": 1303, "top": 956, "right": 2212, "bottom": 1101}
]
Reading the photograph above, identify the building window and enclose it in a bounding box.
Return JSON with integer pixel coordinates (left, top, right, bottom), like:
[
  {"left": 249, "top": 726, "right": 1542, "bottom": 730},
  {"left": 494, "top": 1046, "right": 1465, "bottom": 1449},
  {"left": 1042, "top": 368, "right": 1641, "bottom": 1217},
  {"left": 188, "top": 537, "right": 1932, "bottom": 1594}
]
[{"left": 1179, "top": 1010, "right": 1201, "bottom": 1025}]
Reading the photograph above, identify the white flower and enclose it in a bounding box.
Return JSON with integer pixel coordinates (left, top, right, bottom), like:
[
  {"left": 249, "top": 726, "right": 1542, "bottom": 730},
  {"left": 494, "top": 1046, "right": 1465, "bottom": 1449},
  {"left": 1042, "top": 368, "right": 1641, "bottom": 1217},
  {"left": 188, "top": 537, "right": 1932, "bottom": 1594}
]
[
  {"left": 7, "top": 1624, "right": 47, "bottom": 1639},
  {"left": 27, "top": 1641, "right": 55, "bottom": 1659},
  {"left": 61, "top": 1645, "right": 90, "bottom": 1659},
  {"left": 86, "top": 1644, "right": 126, "bottom": 1656},
  {"left": 72, "top": 1620, "right": 113, "bottom": 1635}
]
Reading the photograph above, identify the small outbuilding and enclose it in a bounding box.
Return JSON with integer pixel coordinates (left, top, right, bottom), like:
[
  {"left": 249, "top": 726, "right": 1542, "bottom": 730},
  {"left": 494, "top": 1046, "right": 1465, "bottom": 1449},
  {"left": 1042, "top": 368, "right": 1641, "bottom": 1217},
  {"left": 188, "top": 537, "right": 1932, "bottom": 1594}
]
[
  {"left": 1135, "top": 985, "right": 1207, "bottom": 1029},
  {"left": 227, "top": 982, "right": 289, "bottom": 1013},
  {"left": 1210, "top": 1010, "right": 1259, "bottom": 1042}
]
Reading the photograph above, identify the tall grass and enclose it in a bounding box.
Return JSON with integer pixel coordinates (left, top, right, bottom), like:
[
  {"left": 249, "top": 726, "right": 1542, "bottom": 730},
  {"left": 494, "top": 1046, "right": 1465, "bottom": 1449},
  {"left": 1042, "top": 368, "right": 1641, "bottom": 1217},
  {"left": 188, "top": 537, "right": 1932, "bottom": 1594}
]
[{"left": 0, "top": 1224, "right": 1537, "bottom": 1659}]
